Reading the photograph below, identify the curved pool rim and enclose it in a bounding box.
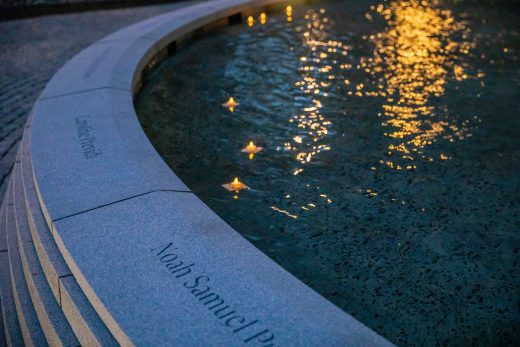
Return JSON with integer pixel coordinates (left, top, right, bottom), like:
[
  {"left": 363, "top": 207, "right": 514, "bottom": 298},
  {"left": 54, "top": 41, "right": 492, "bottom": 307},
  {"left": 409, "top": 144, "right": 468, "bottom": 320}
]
[{"left": 26, "top": 0, "right": 394, "bottom": 345}]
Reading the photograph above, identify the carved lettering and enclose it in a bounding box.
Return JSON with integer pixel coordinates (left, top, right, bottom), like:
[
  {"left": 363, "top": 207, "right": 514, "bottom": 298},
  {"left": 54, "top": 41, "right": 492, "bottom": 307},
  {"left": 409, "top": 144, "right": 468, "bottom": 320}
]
[
  {"left": 75, "top": 115, "right": 102, "bottom": 159},
  {"left": 153, "top": 242, "right": 278, "bottom": 346}
]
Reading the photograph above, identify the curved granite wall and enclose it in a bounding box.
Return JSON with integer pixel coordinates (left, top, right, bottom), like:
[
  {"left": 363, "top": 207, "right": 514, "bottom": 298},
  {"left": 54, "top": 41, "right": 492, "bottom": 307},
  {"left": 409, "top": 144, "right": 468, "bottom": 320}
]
[{"left": 0, "top": 0, "right": 394, "bottom": 345}]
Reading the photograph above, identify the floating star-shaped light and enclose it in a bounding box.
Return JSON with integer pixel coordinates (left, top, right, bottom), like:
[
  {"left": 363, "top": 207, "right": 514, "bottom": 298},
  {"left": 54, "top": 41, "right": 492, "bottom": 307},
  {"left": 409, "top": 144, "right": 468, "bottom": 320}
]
[
  {"left": 222, "top": 177, "right": 249, "bottom": 192},
  {"left": 222, "top": 97, "right": 239, "bottom": 112},
  {"left": 241, "top": 141, "right": 263, "bottom": 154}
]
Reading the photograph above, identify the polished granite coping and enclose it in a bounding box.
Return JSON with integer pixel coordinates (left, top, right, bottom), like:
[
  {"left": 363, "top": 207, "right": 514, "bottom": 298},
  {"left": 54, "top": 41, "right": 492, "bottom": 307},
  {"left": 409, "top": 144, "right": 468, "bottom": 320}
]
[{"left": 27, "top": 0, "right": 395, "bottom": 345}]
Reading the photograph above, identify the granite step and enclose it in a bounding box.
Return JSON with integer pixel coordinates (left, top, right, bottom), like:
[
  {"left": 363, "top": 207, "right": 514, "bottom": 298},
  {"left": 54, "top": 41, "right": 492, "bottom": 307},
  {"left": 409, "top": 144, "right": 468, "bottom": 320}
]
[
  {"left": 12, "top": 145, "right": 80, "bottom": 347},
  {"left": 5, "top": 177, "right": 48, "bottom": 346},
  {"left": 58, "top": 276, "right": 119, "bottom": 347},
  {"left": 19, "top": 127, "right": 66, "bottom": 301},
  {"left": 0, "top": 252, "right": 23, "bottom": 347},
  {"left": 0, "top": 186, "right": 24, "bottom": 347},
  {"left": 0, "top": 295, "right": 7, "bottom": 347},
  {"left": 20, "top": 127, "right": 117, "bottom": 346},
  {"left": 1, "top": 180, "right": 12, "bottom": 252},
  {"left": 0, "top": 201, "right": 9, "bottom": 347}
]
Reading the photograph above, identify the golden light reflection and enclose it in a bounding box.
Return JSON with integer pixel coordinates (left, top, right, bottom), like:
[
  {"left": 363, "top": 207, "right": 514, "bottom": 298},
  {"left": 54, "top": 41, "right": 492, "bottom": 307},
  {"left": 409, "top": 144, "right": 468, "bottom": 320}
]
[
  {"left": 288, "top": 8, "right": 349, "bottom": 166},
  {"left": 359, "top": 0, "right": 481, "bottom": 170},
  {"left": 286, "top": 5, "right": 293, "bottom": 22},
  {"left": 272, "top": 7, "right": 349, "bottom": 219},
  {"left": 260, "top": 12, "right": 267, "bottom": 25},
  {"left": 270, "top": 206, "right": 298, "bottom": 219},
  {"left": 247, "top": 15, "right": 254, "bottom": 27}
]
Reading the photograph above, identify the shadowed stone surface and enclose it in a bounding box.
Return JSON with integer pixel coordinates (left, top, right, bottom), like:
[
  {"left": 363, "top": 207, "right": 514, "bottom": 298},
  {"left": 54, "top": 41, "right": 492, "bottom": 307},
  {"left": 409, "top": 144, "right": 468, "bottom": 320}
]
[
  {"left": 59, "top": 275, "right": 118, "bottom": 346},
  {"left": 12, "top": 151, "right": 79, "bottom": 347},
  {"left": 52, "top": 190, "right": 391, "bottom": 346},
  {"left": 0, "top": 251, "right": 24, "bottom": 347},
  {"left": 0, "top": 297, "right": 5, "bottom": 347},
  {"left": 38, "top": 38, "right": 154, "bottom": 99},
  {"left": 0, "top": 189, "right": 24, "bottom": 347},
  {"left": 0, "top": 190, "right": 8, "bottom": 252},
  {"left": 99, "top": 0, "right": 273, "bottom": 44},
  {"left": 5, "top": 182, "right": 47, "bottom": 346},
  {"left": 20, "top": 129, "right": 70, "bottom": 300},
  {"left": 0, "top": 0, "right": 152, "bottom": 7},
  {"left": 31, "top": 88, "right": 189, "bottom": 222}
]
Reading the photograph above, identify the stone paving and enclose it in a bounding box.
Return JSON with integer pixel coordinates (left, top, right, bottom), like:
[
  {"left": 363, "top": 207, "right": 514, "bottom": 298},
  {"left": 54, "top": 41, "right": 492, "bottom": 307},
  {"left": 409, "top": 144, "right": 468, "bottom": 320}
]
[
  {"left": 1, "top": 0, "right": 118, "bottom": 5},
  {"left": 0, "top": 1, "right": 197, "bottom": 201}
]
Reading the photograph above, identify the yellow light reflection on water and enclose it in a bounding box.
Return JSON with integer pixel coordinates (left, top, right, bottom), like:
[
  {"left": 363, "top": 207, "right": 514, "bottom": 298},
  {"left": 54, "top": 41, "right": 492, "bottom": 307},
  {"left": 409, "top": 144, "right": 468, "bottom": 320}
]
[
  {"left": 260, "top": 12, "right": 267, "bottom": 25},
  {"left": 286, "top": 5, "right": 293, "bottom": 22},
  {"left": 289, "top": 8, "right": 350, "bottom": 166},
  {"left": 272, "top": 7, "right": 352, "bottom": 219},
  {"left": 247, "top": 15, "right": 254, "bottom": 27},
  {"left": 270, "top": 1, "right": 484, "bottom": 219},
  {"left": 360, "top": 0, "right": 481, "bottom": 170}
]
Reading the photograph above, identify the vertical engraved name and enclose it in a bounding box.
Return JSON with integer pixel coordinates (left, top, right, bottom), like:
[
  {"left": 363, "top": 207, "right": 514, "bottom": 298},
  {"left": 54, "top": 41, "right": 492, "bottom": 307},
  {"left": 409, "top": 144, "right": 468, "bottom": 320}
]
[{"left": 75, "top": 115, "right": 102, "bottom": 159}]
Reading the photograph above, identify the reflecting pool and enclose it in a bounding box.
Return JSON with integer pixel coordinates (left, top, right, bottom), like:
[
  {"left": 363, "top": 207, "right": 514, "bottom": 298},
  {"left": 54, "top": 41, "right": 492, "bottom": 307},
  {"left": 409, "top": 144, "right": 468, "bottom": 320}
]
[{"left": 135, "top": 1, "right": 520, "bottom": 345}]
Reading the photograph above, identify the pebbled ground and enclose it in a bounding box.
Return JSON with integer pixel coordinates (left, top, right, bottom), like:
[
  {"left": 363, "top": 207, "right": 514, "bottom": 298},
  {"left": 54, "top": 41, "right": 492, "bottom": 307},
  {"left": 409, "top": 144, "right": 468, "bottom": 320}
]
[{"left": 0, "top": 0, "right": 197, "bottom": 201}]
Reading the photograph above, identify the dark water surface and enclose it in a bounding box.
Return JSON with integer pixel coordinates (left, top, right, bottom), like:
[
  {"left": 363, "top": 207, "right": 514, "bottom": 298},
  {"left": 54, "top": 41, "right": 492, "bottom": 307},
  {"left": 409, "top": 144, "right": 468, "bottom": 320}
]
[{"left": 135, "top": 1, "right": 520, "bottom": 345}]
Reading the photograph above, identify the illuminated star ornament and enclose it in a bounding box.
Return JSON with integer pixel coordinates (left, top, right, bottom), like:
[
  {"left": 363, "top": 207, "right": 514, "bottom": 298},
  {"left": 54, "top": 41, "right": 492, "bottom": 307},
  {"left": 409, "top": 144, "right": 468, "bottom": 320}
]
[
  {"left": 222, "top": 177, "right": 249, "bottom": 192},
  {"left": 222, "top": 97, "right": 239, "bottom": 112}
]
